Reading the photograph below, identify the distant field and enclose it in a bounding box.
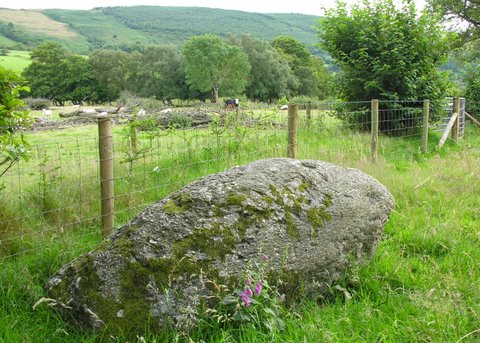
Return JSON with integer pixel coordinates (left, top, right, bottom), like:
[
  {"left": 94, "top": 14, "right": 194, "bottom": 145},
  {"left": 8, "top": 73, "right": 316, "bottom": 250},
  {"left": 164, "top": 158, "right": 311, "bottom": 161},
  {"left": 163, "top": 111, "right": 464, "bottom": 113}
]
[
  {"left": 0, "top": 35, "right": 17, "bottom": 48},
  {"left": 0, "top": 9, "right": 78, "bottom": 39},
  {"left": 0, "top": 50, "right": 31, "bottom": 73}
]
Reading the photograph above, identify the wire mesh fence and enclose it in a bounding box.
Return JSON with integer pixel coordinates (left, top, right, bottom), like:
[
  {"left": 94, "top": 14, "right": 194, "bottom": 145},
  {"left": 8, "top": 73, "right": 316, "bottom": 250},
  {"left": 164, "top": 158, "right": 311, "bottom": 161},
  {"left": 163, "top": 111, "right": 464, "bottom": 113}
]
[{"left": 0, "top": 98, "right": 469, "bottom": 264}]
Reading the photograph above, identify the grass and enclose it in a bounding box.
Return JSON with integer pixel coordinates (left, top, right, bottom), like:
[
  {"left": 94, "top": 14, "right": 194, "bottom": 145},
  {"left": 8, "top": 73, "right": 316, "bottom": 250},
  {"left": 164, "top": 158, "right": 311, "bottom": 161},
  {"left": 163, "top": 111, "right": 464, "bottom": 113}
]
[
  {"left": 0, "top": 107, "right": 479, "bottom": 342},
  {"left": 0, "top": 50, "right": 31, "bottom": 73},
  {"left": 0, "top": 35, "right": 17, "bottom": 48}
]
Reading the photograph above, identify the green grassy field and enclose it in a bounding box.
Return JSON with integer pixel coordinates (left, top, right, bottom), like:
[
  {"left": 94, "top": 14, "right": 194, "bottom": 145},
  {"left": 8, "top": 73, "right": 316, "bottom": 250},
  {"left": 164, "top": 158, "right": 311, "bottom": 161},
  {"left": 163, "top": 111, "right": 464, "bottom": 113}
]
[
  {"left": 0, "top": 35, "right": 17, "bottom": 48},
  {"left": 0, "top": 110, "right": 479, "bottom": 342},
  {"left": 0, "top": 50, "right": 31, "bottom": 74}
]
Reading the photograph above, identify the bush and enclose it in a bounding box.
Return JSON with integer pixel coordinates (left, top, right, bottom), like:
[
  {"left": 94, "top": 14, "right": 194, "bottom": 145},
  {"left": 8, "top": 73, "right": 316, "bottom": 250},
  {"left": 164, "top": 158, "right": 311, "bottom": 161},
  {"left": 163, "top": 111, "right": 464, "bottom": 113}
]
[
  {"left": 22, "top": 97, "right": 51, "bottom": 110},
  {"left": 278, "top": 96, "right": 289, "bottom": 106},
  {"left": 169, "top": 114, "right": 192, "bottom": 129},
  {"left": 318, "top": 0, "right": 452, "bottom": 134},
  {"left": 117, "top": 91, "right": 165, "bottom": 112}
]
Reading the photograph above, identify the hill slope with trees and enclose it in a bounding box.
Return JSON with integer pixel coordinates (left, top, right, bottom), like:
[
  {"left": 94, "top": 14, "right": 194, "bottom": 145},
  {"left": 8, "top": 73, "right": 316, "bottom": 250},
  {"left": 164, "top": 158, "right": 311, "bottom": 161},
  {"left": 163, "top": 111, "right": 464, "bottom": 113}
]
[{"left": 0, "top": 6, "right": 323, "bottom": 56}]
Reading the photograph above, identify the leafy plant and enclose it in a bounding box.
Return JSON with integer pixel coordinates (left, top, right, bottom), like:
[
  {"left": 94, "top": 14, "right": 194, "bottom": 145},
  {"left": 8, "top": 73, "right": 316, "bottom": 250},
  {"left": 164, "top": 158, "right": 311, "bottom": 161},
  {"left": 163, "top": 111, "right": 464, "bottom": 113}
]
[
  {"left": 210, "top": 256, "right": 285, "bottom": 333},
  {"left": 318, "top": 0, "right": 454, "bottom": 132},
  {"left": 0, "top": 66, "right": 31, "bottom": 181}
]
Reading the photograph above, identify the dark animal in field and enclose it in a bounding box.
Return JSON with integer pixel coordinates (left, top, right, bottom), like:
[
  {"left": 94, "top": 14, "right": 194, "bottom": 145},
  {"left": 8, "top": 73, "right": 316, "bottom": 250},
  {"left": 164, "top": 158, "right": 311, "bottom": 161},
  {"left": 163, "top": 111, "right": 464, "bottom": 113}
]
[{"left": 225, "top": 98, "right": 239, "bottom": 110}]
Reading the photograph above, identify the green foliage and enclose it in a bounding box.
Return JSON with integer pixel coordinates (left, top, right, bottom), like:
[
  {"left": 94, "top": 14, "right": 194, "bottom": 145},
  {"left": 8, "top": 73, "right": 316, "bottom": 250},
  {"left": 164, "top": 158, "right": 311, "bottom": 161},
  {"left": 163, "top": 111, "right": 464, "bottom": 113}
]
[
  {"left": 229, "top": 35, "right": 296, "bottom": 102},
  {"left": 182, "top": 34, "right": 251, "bottom": 103},
  {"left": 89, "top": 49, "right": 141, "bottom": 103},
  {"left": 22, "top": 97, "right": 50, "bottom": 110},
  {"left": 22, "top": 42, "right": 69, "bottom": 105},
  {"left": 463, "top": 63, "right": 480, "bottom": 113},
  {"left": 59, "top": 55, "right": 98, "bottom": 104},
  {"left": 427, "top": 0, "right": 480, "bottom": 40},
  {"left": 213, "top": 256, "right": 285, "bottom": 333},
  {"left": 22, "top": 42, "right": 100, "bottom": 105},
  {"left": 278, "top": 96, "right": 289, "bottom": 106},
  {"left": 272, "top": 35, "right": 332, "bottom": 99},
  {"left": 100, "top": 6, "right": 320, "bottom": 50},
  {"left": 318, "top": 0, "right": 453, "bottom": 131},
  {"left": 136, "top": 45, "right": 186, "bottom": 101},
  {"left": 0, "top": 66, "right": 31, "bottom": 179}
]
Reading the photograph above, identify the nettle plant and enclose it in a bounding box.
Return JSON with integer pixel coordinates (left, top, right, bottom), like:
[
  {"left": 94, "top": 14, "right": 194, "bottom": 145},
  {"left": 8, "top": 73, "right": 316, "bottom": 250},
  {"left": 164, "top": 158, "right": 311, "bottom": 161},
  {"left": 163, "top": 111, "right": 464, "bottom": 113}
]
[{"left": 209, "top": 255, "right": 286, "bottom": 332}]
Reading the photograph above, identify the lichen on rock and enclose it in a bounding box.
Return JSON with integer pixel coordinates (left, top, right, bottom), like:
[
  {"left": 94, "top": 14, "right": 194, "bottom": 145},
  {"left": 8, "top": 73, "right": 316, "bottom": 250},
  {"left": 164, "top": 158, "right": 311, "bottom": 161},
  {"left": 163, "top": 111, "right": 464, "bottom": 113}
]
[{"left": 46, "top": 158, "right": 394, "bottom": 335}]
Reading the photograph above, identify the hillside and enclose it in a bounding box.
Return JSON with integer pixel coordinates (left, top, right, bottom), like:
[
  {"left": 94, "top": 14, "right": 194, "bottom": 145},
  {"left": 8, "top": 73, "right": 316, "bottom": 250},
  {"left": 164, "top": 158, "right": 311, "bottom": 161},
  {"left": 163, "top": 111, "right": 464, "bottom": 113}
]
[{"left": 0, "top": 6, "right": 322, "bottom": 55}]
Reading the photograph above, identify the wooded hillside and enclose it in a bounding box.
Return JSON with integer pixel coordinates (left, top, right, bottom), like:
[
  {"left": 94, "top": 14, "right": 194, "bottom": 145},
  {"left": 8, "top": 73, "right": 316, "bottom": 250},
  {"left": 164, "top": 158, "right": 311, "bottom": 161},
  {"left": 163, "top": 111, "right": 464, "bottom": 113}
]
[{"left": 0, "top": 6, "right": 324, "bottom": 56}]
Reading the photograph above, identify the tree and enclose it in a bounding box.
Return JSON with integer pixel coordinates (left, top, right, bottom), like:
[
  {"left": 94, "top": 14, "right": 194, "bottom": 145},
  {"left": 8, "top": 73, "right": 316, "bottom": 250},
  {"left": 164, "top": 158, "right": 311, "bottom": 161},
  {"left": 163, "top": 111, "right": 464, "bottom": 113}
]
[
  {"left": 272, "top": 35, "right": 331, "bottom": 98},
  {"left": 22, "top": 42, "right": 70, "bottom": 105},
  {"left": 428, "top": 0, "right": 480, "bottom": 39},
  {"left": 0, "top": 67, "right": 31, "bottom": 180},
  {"left": 136, "top": 45, "right": 186, "bottom": 101},
  {"left": 89, "top": 49, "right": 141, "bottom": 103},
  {"left": 318, "top": 0, "right": 452, "bottom": 131},
  {"left": 181, "top": 34, "right": 251, "bottom": 103},
  {"left": 228, "top": 34, "right": 296, "bottom": 102},
  {"left": 59, "top": 55, "right": 99, "bottom": 105}
]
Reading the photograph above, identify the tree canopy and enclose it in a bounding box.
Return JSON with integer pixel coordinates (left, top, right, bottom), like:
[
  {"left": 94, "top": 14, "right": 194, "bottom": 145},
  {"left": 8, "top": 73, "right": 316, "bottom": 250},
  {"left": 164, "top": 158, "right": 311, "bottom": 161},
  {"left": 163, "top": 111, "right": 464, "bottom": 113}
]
[
  {"left": 318, "top": 0, "right": 452, "bottom": 119},
  {"left": 228, "top": 34, "right": 296, "bottom": 102},
  {"left": 272, "top": 35, "right": 331, "bottom": 98},
  {"left": 428, "top": 0, "right": 480, "bottom": 37},
  {"left": 181, "top": 34, "right": 251, "bottom": 103},
  {"left": 22, "top": 42, "right": 69, "bottom": 105}
]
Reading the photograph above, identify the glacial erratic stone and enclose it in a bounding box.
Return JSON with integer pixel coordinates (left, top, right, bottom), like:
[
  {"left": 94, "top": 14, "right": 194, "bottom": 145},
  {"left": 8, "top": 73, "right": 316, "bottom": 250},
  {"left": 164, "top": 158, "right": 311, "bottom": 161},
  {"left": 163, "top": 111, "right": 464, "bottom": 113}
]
[{"left": 46, "top": 158, "right": 394, "bottom": 334}]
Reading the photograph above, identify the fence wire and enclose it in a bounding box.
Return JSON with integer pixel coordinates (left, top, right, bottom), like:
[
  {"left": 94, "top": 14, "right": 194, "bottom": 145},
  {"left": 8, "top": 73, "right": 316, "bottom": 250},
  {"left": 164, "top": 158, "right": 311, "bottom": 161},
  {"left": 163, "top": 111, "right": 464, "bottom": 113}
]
[{"left": 0, "top": 99, "right": 470, "bottom": 263}]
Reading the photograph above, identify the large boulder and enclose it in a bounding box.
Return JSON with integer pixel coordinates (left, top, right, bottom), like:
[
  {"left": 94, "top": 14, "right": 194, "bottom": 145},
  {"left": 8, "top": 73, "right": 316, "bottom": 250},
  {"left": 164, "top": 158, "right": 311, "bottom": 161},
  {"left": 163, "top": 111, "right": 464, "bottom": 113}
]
[{"left": 46, "top": 158, "right": 394, "bottom": 334}]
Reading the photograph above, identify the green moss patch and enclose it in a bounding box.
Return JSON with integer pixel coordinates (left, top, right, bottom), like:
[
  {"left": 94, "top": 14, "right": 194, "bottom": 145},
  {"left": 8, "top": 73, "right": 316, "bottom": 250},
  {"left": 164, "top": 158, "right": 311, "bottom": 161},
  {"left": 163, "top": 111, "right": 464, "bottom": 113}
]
[{"left": 162, "top": 191, "right": 194, "bottom": 214}]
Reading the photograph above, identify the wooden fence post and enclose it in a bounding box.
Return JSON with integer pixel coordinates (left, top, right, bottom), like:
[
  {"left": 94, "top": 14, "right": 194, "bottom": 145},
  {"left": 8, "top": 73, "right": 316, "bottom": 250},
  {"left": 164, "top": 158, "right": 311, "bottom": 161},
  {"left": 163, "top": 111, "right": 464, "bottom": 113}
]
[
  {"left": 452, "top": 97, "right": 460, "bottom": 142},
  {"left": 98, "top": 118, "right": 114, "bottom": 238},
  {"left": 371, "top": 99, "right": 379, "bottom": 162},
  {"left": 306, "top": 101, "right": 312, "bottom": 126},
  {"left": 287, "top": 104, "right": 298, "bottom": 158},
  {"left": 422, "top": 99, "right": 430, "bottom": 154}
]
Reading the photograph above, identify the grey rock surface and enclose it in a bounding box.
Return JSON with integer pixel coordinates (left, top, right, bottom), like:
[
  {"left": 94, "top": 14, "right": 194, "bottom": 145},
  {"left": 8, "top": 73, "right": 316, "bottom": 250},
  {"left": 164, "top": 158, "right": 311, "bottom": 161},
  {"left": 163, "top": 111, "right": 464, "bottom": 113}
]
[{"left": 46, "top": 158, "right": 394, "bottom": 334}]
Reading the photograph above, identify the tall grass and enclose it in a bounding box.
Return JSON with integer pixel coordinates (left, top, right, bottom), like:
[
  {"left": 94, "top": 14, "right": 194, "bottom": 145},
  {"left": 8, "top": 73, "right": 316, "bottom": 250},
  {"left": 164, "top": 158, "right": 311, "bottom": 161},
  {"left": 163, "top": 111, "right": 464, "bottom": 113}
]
[{"left": 0, "top": 108, "right": 479, "bottom": 342}]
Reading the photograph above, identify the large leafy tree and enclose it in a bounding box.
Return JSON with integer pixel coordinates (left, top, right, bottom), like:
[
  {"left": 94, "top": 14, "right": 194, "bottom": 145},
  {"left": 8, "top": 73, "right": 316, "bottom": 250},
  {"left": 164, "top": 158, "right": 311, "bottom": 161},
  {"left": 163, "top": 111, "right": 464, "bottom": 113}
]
[
  {"left": 272, "top": 35, "right": 330, "bottom": 98},
  {"left": 229, "top": 34, "right": 296, "bottom": 102},
  {"left": 89, "top": 49, "right": 141, "bottom": 103},
  {"left": 59, "top": 55, "right": 99, "bottom": 105},
  {"left": 22, "top": 42, "right": 69, "bottom": 105},
  {"left": 181, "top": 34, "right": 251, "bottom": 103},
  {"left": 136, "top": 45, "right": 186, "bottom": 101},
  {"left": 23, "top": 42, "right": 100, "bottom": 105},
  {"left": 318, "top": 0, "right": 452, "bottom": 130},
  {"left": 0, "top": 67, "right": 31, "bottom": 180}
]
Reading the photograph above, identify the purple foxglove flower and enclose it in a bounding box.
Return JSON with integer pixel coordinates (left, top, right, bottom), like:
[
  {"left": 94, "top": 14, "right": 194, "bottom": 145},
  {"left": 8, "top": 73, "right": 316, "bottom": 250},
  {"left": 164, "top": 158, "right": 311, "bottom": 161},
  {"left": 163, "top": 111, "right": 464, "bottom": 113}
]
[
  {"left": 262, "top": 254, "right": 269, "bottom": 261},
  {"left": 241, "top": 289, "right": 251, "bottom": 307},
  {"left": 246, "top": 287, "right": 253, "bottom": 297},
  {"left": 254, "top": 281, "right": 262, "bottom": 295}
]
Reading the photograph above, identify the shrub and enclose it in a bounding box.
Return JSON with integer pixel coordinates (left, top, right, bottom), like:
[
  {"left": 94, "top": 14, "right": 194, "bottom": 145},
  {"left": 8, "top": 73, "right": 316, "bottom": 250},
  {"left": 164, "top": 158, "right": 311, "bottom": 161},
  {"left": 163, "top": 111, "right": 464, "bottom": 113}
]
[{"left": 22, "top": 97, "right": 51, "bottom": 110}]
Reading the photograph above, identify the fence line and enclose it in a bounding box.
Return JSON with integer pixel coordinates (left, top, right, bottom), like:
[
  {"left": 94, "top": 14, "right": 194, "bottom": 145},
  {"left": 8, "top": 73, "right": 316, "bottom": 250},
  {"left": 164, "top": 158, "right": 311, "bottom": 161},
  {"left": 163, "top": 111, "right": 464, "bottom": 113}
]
[{"left": 0, "top": 98, "right": 471, "bottom": 262}]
